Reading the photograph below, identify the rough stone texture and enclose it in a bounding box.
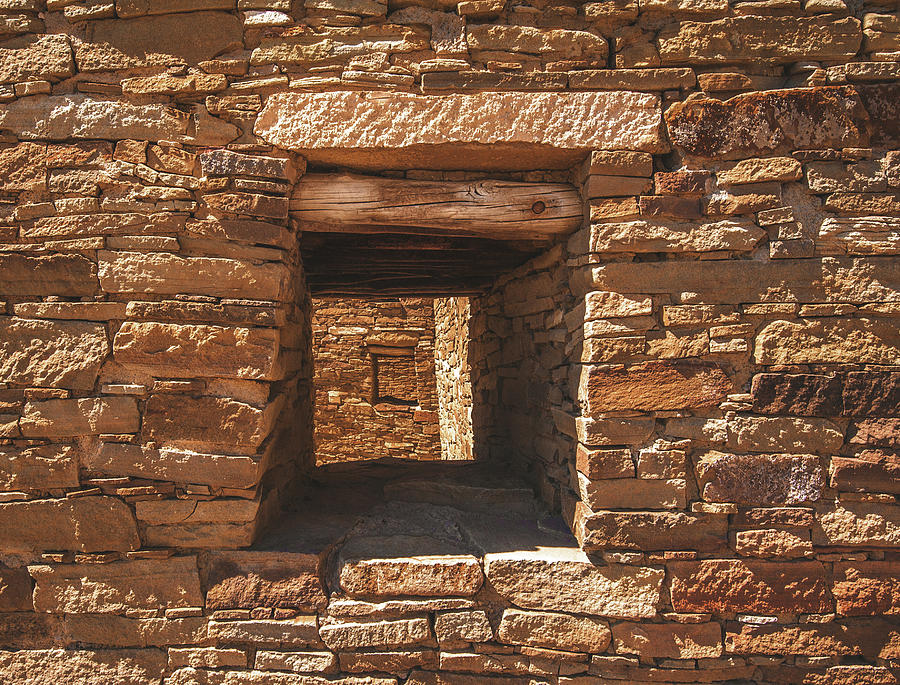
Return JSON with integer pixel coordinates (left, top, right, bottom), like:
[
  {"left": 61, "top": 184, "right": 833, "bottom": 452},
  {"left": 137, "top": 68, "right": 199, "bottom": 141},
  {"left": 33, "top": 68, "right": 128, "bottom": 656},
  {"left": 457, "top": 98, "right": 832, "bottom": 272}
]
[
  {"left": 79, "top": 12, "right": 242, "bottom": 70},
  {"left": 0, "top": 34, "right": 73, "bottom": 84},
  {"left": 485, "top": 549, "right": 663, "bottom": 619},
  {"left": 669, "top": 560, "right": 831, "bottom": 614},
  {"left": 755, "top": 318, "right": 900, "bottom": 365},
  {"left": 0, "top": 564, "right": 33, "bottom": 611},
  {"left": 0, "top": 318, "right": 108, "bottom": 390},
  {"left": 612, "top": 621, "right": 723, "bottom": 658},
  {"left": 578, "top": 510, "right": 727, "bottom": 551},
  {"left": 19, "top": 397, "right": 139, "bottom": 437},
  {"left": 497, "top": 609, "right": 611, "bottom": 652},
  {"left": 319, "top": 618, "right": 432, "bottom": 650},
  {"left": 666, "top": 87, "right": 869, "bottom": 160},
  {"left": 833, "top": 562, "right": 900, "bottom": 616},
  {"left": 0, "top": 445, "right": 79, "bottom": 491},
  {"left": 696, "top": 452, "right": 825, "bottom": 505},
  {"left": 205, "top": 551, "right": 327, "bottom": 611},
  {"left": 658, "top": 16, "right": 861, "bottom": 65},
  {"left": 338, "top": 537, "right": 483, "bottom": 597},
  {"left": 583, "top": 360, "right": 731, "bottom": 413},
  {"left": 256, "top": 90, "right": 668, "bottom": 169},
  {"left": 98, "top": 251, "right": 291, "bottom": 301},
  {"left": 30, "top": 557, "right": 202, "bottom": 614},
  {"left": 0, "top": 497, "right": 139, "bottom": 553},
  {"left": 113, "top": 321, "right": 282, "bottom": 380},
  {"left": 0, "top": 649, "right": 166, "bottom": 685},
  {"left": 725, "top": 620, "right": 900, "bottom": 658},
  {"left": 0, "top": 253, "right": 97, "bottom": 297}
]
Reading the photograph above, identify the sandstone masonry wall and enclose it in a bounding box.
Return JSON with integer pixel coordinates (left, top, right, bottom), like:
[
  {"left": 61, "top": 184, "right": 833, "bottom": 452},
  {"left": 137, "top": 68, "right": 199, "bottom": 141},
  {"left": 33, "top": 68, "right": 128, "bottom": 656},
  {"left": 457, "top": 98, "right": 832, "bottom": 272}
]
[
  {"left": 0, "top": 0, "right": 898, "bottom": 683},
  {"left": 312, "top": 297, "right": 441, "bottom": 463},
  {"left": 433, "top": 296, "right": 474, "bottom": 462}
]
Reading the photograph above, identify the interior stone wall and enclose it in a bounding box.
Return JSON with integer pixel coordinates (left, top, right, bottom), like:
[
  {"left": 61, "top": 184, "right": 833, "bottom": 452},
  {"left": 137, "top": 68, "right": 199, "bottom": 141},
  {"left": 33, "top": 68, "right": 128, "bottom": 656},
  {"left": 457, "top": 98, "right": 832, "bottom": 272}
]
[
  {"left": 311, "top": 297, "right": 441, "bottom": 464},
  {"left": 0, "top": 1, "right": 898, "bottom": 684},
  {"left": 433, "top": 296, "right": 474, "bottom": 462}
]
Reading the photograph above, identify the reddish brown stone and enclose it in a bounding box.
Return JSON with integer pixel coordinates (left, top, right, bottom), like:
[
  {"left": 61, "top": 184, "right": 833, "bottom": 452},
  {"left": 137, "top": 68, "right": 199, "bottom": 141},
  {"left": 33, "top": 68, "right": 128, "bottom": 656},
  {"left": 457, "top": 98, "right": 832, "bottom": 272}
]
[
  {"left": 612, "top": 621, "right": 723, "bottom": 658},
  {"left": 696, "top": 452, "right": 824, "bottom": 505},
  {"left": 757, "top": 664, "right": 898, "bottom": 685},
  {"left": 584, "top": 360, "right": 732, "bottom": 413},
  {"left": 848, "top": 418, "right": 900, "bottom": 448},
  {"left": 637, "top": 194, "right": 701, "bottom": 219},
  {"left": 725, "top": 619, "right": 900, "bottom": 658},
  {"left": 204, "top": 551, "right": 327, "bottom": 611},
  {"left": 842, "top": 371, "right": 900, "bottom": 417},
  {"left": 833, "top": 562, "right": 900, "bottom": 616},
  {"left": 750, "top": 373, "right": 843, "bottom": 417},
  {"left": 653, "top": 170, "right": 710, "bottom": 196},
  {"left": 0, "top": 565, "right": 32, "bottom": 611},
  {"left": 670, "top": 560, "right": 830, "bottom": 614},
  {"left": 733, "top": 507, "right": 815, "bottom": 528},
  {"left": 831, "top": 452, "right": 900, "bottom": 494},
  {"left": 665, "top": 86, "right": 869, "bottom": 160},
  {"left": 0, "top": 254, "right": 96, "bottom": 297},
  {"left": 856, "top": 83, "right": 900, "bottom": 147},
  {"left": 0, "top": 613, "right": 62, "bottom": 649}
]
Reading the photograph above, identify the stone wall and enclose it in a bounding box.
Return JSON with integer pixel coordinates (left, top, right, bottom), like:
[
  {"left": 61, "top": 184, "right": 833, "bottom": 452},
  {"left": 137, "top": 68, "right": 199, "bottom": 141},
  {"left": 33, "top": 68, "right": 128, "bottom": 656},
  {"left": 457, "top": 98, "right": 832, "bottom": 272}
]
[
  {"left": 433, "top": 296, "right": 474, "bottom": 461},
  {"left": 0, "top": 0, "right": 898, "bottom": 683},
  {"left": 312, "top": 297, "right": 441, "bottom": 464}
]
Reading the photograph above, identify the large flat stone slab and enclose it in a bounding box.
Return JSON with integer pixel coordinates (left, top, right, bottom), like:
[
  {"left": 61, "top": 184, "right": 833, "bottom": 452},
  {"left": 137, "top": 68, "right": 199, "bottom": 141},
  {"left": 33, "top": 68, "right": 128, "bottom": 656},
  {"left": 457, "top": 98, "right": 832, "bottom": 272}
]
[
  {"left": 485, "top": 547, "right": 663, "bottom": 619},
  {"left": 30, "top": 557, "right": 202, "bottom": 614},
  {"left": 0, "top": 497, "right": 139, "bottom": 553},
  {"left": 256, "top": 90, "right": 667, "bottom": 171},
  {"left": 0, "top": 649, "right": 166, "bottom": 685}
]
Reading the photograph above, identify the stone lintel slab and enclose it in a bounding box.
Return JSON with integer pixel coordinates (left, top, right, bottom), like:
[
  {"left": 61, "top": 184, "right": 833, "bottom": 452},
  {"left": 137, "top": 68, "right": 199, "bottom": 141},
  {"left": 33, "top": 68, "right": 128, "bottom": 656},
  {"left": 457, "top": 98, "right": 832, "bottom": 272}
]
[{"left": 255, "top": 90, "right": 668, "bottom": 171}]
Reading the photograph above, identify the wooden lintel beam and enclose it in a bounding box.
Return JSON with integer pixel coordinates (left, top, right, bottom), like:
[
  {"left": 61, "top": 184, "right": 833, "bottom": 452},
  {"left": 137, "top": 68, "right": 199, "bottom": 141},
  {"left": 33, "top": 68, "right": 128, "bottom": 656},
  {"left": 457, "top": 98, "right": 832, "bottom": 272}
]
[{"left": 290, "top": 173, "right": 583, "bottom": 238}]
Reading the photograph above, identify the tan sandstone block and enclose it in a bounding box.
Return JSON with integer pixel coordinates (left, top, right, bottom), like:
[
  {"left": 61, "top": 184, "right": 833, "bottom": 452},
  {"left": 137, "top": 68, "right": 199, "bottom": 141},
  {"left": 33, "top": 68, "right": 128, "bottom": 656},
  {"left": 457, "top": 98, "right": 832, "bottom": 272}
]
[
  {"left": 0, "top": 142, "right": 46, "bottom": 190},
  {"left": 0, "top": 318, "right": 108, "bottom": 390},
  {"left": 578, "top": 473, "right": 687, "bottom": 510},
  {"left": 813, "top": 502, "right": 900, "bottom": 547},
  {"left": 585, "top": 219, "right": 764, "bottom": 253},
  {"left": 0, "top": 445, "right": 78, "bottom": 491},
  {"left": 726, "top": 415, "right": 844, "bottom": 454},
  {"left": 734, "top": 529, "right": 814, "bottom": 559},
  {"left": 30, "top": 557, "right": 202, "bottom": 613},
  {"left": 755, "top": 318, "right": 900, "bottom": 365},
  {"left": 657, "top": 16, "right": 861, "bottom": 65},
  {"left": 168, "top": 648, "right": 247, "bottom": 669},
  {"left": 0, "top": 649, "right": 166, "bottom": 685},
  {"left": 99, "top": 251, "right": 292, "bottom": 301},
  {"left": 207, "top": 617, "right": 320, "bottom": 646},
  {"left": 612, "top": 621, "right": 723, "bottom": 658},
  {"left": 586, "top": 257, "right": 897, "bottom": 304},
  {"left": 485, "top": 548, "right": 663, "bottom": 619},
  {"left": 0, "top": 496, "right": 139, "bottom": 553},
  {"left": 577, "top": 509, "right": 727, "bottom": 551},
  {"left": 255, "top": 90, "right": 668, "bottom": 170},
  {"left": 20, "top": 397, "right": 139, "bottom": 437},
  {"left": 319, "top": 617, "right": 432, "bottom": 650},
  {"left": 78, "top": 12, "right": 242, "bottom": 70},
  {"left": 87, "top": 443, "right": 262, "bottom": 489},
  {"left": 833, "top": 562, "right": 900, "bottom": 616},
  {"left": 725, "top": 620, "right": 900, "bottom": 658},
  {"left": 717, "top": 157, "right": 803, "bottom": 185},
  {"left": 670, "top": 559, "right": 830, "bottom": 614},
  {"left": 142, "top": 394, "right": 281, "bottom": 451},
  {"left": 338, "top": 536, "right": 483, "bottom": 598},
  {"left": 64, "top": 615, "right": 208, "bottom": 647},
  {"left": 497, "top": 609, "right": 610, "bottom": 652},
  {"left": 434, "top": 610, "right": 493, "bottom": 644},
  {"left": 582, "top": 360, "right": 732, "bottom": 413},
  {"left": 0, "top": 34, "right": 73, "bottom": 84},
  {"left": 113, "top": 321, "right": 282, "bottom": 380}
]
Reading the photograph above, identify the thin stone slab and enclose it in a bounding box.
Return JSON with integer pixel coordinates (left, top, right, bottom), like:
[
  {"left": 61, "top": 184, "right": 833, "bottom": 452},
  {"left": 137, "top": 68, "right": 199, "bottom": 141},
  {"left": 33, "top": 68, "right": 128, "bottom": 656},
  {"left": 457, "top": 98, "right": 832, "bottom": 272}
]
[{"left": 255, "top": 90, "right": 667, "bottom": 171}]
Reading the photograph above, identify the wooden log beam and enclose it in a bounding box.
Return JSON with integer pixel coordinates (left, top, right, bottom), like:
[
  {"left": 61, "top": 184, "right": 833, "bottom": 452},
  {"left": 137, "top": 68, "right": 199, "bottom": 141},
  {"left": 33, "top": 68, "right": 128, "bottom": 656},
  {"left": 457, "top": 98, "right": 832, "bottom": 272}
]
[{"left": 290, "top": 173, "right": 583, "bottom": 238}]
